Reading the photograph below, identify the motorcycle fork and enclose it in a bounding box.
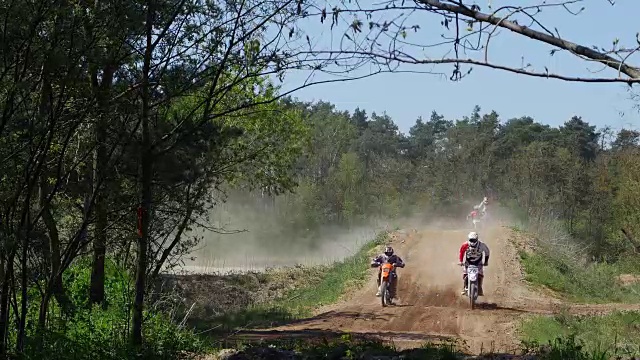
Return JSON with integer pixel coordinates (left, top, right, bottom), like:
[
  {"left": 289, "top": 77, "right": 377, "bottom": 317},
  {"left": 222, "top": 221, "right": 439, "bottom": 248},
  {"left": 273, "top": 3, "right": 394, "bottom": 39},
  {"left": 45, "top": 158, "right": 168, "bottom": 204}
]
[
  {"left": 464, "top": 274, "right": 483, "bottom": 293},
  {"left": 390, "top": 273, "right": 397, "bottom": 297}
]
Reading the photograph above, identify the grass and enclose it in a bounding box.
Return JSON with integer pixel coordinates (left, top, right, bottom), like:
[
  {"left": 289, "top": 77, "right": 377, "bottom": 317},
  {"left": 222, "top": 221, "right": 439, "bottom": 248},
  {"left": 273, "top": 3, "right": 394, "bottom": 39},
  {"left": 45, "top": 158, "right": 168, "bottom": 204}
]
[
  {"left": 274, "top": 231, "right": 387, "bottom": 310},
  {"left": 509, "top": 225, "right": 640, "bottom": 304},
  {"left": 518, "top": 250, "right": 640, "bottom": 303},
  {"left": 521, "top": 311, "right": 640, "bottom": 358},
  {"left": 199, "top": 231, "right": 389, "bottom": 331},
  {"left": 512, "top": 225, "right": 640, "bottom": 359}
]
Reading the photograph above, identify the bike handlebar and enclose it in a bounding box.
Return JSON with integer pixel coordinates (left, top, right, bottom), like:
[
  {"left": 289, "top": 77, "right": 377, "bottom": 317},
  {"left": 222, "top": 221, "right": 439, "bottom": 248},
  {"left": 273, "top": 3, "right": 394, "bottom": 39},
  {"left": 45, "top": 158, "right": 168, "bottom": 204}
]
[
  {"left": 458, "top": 262, "right": 488, "bottom": 267},
  {"left": 371, "top": 262, "right": 405, "bottom": 268}
]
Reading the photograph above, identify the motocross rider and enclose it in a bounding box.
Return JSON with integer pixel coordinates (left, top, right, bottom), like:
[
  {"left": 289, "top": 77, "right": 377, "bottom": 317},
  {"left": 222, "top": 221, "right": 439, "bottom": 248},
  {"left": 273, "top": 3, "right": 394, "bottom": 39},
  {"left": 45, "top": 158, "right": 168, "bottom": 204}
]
[
  {"left": 467, "top": 205, "right": 481, "bottom": 228},
  {"left": 371, "top": 246, "right": 405, "bottom": 298},
  {"left": 458, "top": 231, "right": 490, "bottom": 296},
  {"left": 479, "top": 196, "right": 488, "bottom": 214}
]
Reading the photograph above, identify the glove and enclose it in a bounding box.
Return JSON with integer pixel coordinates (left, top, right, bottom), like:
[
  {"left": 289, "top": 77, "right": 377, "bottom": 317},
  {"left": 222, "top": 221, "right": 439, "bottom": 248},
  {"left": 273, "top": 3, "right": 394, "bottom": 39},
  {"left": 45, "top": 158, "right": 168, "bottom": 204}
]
[{"left": 483, "top": 262, "right": 489, "bottom": 267}]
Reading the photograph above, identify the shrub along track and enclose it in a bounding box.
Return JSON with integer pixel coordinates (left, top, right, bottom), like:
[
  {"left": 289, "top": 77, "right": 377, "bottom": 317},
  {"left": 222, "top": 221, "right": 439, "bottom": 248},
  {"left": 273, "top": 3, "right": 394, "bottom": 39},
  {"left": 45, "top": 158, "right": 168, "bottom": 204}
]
[{"left": 230, "top": 220, "right": 640, "bottom": 355}]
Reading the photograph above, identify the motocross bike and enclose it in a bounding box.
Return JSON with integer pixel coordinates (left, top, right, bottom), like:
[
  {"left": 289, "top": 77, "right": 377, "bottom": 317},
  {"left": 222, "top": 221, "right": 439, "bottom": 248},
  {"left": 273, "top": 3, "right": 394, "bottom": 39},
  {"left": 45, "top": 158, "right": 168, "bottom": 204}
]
[
  {"left": 372, "top": 261, "right": 398, "bottom": 307},
  {"left": 460, "top": 263, "right": 480, "bottom": 309},
  {"left": 379, "top": 262, "right": 396, "bottom": 307},
  {"left": 470, "top": 210, "right": 490, "bottom": 229}
]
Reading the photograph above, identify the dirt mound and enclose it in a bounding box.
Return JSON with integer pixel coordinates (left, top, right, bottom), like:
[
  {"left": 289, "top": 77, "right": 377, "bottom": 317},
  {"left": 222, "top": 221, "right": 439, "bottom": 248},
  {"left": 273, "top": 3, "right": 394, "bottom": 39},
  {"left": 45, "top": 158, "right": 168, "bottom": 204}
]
[{"left": 156, "top": 265, "right": 329, "bottom": 322}]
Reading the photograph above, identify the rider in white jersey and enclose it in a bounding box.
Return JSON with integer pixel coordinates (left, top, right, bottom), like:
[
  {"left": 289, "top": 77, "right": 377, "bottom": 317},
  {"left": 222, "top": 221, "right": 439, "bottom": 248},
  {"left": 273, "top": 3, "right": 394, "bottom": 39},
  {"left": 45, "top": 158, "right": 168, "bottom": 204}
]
[{"left": 458, "top": 231, "right": 490, "bottom": 296}]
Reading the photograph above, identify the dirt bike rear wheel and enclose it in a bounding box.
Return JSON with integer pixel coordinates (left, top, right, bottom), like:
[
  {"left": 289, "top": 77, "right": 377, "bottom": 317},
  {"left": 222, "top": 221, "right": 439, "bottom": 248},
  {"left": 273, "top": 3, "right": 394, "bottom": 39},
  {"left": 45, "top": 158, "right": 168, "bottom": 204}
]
[{"left": 381, "top": 280, "right": 389, "bottom": 307}]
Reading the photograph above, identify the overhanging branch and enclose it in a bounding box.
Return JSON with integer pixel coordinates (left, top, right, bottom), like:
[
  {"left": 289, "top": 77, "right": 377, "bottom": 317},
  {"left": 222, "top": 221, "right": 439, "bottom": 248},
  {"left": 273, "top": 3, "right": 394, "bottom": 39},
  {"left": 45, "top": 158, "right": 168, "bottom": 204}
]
[{"left": 417, "top": 0, "right": 640, "bottom": 80}]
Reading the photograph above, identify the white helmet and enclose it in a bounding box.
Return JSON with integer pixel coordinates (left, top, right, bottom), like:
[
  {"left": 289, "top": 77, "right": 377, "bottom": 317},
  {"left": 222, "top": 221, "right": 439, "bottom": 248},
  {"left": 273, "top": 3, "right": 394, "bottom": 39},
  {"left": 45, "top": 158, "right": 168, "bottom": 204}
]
[{"left": 467, "top": 231, "right": 479, "bottom": 247}]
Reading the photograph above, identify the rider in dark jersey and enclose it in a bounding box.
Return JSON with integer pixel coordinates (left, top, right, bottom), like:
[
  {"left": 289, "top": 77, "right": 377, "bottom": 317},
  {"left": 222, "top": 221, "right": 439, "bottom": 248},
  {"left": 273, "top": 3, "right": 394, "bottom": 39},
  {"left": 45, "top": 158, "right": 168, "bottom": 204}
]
[{"left": 371, "top": 245, "right": 405, "bottom": 298}]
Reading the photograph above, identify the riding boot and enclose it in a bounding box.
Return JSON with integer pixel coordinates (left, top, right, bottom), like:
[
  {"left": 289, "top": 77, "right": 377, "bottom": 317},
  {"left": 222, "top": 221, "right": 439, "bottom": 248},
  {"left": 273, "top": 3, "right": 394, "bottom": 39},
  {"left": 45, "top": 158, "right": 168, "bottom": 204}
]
[
  {"left": 478, "top": 275, "right": 484, "bottom": 296},
  {"left": 376, "top": 271, "right": 381, "bottom": 296}
]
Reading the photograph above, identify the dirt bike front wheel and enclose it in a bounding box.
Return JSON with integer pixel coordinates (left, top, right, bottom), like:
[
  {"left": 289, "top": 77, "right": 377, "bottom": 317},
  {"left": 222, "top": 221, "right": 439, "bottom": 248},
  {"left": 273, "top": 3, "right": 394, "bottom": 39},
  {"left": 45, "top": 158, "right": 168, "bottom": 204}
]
[
  {"left": 381, "top": 280, "right": 389, "bottom": 307},
  {"left": 469, "top": 282, "right": 476, "bottom": 310}
]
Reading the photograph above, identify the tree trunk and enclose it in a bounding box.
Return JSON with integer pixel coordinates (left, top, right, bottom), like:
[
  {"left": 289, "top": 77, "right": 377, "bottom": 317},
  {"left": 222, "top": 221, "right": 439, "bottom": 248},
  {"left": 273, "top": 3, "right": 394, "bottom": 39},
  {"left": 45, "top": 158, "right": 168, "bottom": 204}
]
[
  {"left": 89, "top": 130, "right": 108, "bottom": 305},
  {"left": 132, "top": 0, "right": 154, "bottom": 346},
  {"left": 38, "top": 171, "right": 72, "bottom": 328},
  {"left": 17, "top": 220, "right": 29, "bottom": 352},
  {"left": 132, "top": 154, "right": 152, "bottom": 346},
  {"left": 89, "top": 195, "right": 107, "bottom": 305},
  {"left": 0, "top": 249, "right": 15, "bottom": 355},
  {"left": 89, "top": 65, "right": 114, "bottom": 305}
]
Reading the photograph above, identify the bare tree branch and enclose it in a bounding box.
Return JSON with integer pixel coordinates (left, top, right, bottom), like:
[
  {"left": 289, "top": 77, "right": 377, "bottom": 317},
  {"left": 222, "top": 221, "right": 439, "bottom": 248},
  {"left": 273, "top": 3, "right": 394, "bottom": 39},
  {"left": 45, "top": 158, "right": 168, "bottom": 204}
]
[{"left": 287, "top": 0, "right": 640, "bottom": 83}]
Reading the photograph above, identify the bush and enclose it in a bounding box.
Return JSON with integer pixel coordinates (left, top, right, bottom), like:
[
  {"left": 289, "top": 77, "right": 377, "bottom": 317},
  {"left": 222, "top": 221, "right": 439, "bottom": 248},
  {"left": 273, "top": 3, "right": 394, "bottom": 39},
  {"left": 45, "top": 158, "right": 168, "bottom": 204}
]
[
  {"left": 14, "top": 258, "right": 205, "bottom": 360},
  {"left": 522, "top": 314, "right": 640, "bottom": 359}
]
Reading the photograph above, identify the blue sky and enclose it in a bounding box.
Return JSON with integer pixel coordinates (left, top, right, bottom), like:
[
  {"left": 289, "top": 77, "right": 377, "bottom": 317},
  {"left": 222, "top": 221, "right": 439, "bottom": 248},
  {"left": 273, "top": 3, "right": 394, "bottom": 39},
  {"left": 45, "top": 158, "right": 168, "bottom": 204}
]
[{"left": 277, "top": 0, "right": 640, "bottom": 134}]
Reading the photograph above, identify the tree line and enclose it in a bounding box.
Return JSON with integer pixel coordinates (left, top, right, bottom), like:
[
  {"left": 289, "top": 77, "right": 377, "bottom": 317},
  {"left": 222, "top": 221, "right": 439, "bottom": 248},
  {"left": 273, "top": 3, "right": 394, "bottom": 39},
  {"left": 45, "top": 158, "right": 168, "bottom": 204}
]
[{"left": 271, "top": 100, "right": 640, "bottom": 263}]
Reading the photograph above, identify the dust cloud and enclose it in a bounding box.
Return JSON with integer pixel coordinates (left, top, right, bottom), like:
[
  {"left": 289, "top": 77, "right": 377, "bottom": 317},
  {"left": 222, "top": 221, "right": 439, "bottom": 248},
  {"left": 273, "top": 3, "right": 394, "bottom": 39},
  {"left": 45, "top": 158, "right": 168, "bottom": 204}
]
[
  {"left": 173, "top": 190, "right": 511, "bottom": 274},
  {"left": 177, "top": 193, "right": 437, "bottom": 274}
]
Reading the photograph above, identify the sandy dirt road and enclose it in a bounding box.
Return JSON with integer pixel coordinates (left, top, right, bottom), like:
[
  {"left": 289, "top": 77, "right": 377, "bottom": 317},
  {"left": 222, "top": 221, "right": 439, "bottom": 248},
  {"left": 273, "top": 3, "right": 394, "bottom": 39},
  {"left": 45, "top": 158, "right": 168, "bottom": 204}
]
[{"left": 233, "top": 221, "right": 640, "bottom": 354}]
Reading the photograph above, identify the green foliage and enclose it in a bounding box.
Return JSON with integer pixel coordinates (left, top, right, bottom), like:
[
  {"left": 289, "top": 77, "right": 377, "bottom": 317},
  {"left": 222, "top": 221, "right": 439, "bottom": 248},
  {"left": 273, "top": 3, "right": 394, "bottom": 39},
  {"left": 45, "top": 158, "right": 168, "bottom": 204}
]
[
  {"left": 521, "top": 312, "right": 640, "bottom": 358},
  {"left": 64, "top": 258, "right": 131, "bottom": 310},
  {"left": 17, "top": 259, "right": 205, "bottom": 360},
  {"left": 230, "top": 101, "right": 640, "bottom": 299},
  {"left": 0, "top": 0, "right": 310, "bottom": 354},
  {"left": 519, "top": 250, "right": 640, "bottom": 303}
]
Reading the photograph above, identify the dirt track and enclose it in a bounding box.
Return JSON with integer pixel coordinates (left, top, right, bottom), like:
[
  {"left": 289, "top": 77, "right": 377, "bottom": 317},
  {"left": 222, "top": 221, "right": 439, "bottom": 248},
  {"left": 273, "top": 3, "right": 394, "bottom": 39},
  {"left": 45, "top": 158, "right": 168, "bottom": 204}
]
[{"left": 233, "top": 221, "right": 640, "bottom": 355}]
